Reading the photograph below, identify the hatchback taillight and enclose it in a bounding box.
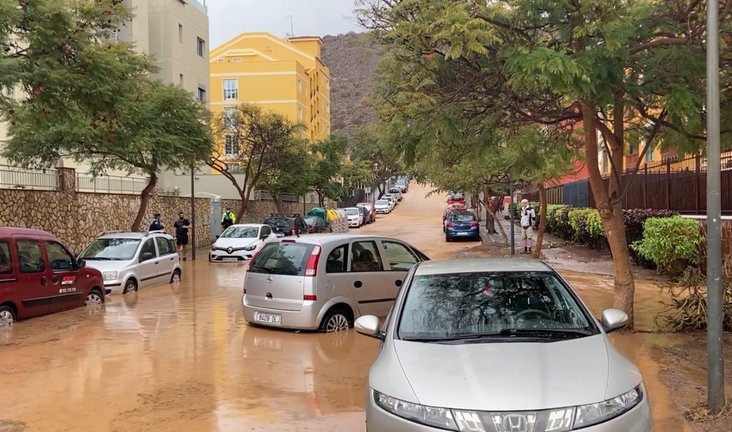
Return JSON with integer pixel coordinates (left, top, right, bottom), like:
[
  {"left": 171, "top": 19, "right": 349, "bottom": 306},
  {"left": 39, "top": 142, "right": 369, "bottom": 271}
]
[
  {"left": 305, "top": 245, "right": 321, "bottom": 276},
  {"left": 303, "top": 294, "right": 317, "bottom": 301},
  {"left": 470, "top": 221, "right": 479, "bottom": 227},
  {"left": 446, "top": 222, "right": 454, "bottom": 228}
]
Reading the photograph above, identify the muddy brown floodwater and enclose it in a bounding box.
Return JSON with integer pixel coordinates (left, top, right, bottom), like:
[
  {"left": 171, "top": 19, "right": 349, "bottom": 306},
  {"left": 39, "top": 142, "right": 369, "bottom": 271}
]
[{"left": 0, "top": 183, "right": 698, "bottom": 431}]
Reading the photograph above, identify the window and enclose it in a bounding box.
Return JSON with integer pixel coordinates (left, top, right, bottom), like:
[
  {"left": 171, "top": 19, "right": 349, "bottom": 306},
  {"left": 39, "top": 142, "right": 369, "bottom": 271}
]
[
  {"left": 298, "top": 107, "right": 304, "bottom": 121},
  {"left": 224, "top": 135, "right": 240, "bottom": 156},
  {"left": 16, "top": 240, "right": 45, "bottom": 273},
  {"left": 197, "top": 37, "right": 205, "bottom": 57},
  {"left": 249, "top": 243, "right": 315, "bottom": 276},
  {"left": 350, "top": 241, "right": 383, "bottom": 272},
  {"left": 156, "top": 237, "right": 175, "bottom": 256},
  {"left": 46, "top": 242, "right": 75, "bottom": 271},
  {"left": 197, "top": 86, "right": 207, "bottom": 103},
  {"left": 645, "top": 142, "right": 654, "bottom": 162},
  {"left": 0, "top": 241, "right": 13, "bottom": 274},
  {"left": 178, "top": 23, "right": 183, "bottom": 43},
  {"left": 223, "top": 107, "right": 238, "bottom": 128},
  {"left": 326, "top": 244, "right": 348, "bottom": 273},
  {"left": 382, "top": 241, "right": 418, "bottom": 272},
  {"left": 80, "top": 238, "right": 140, "bottom": 260},
  {"left": 139, "top": 239, "right": 157, "bottom": 261},
  {"left": 223, "top": 79, "right": 238, "bottom": 100}
]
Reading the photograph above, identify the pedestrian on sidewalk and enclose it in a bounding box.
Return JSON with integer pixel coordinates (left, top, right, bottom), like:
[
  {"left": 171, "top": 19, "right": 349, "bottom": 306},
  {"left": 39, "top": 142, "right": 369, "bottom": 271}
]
[
  {"left": 149, "top": 212, "right": 164, "bottom": 232},
  {"left": 221, "top": 208, "right": 236, "bottom": 230},
  {"left": 520, "top": 199, "right": 536, "bottom": 254},
  {"left": 173, "top": 212, "right": 191, "bottom": 260}
]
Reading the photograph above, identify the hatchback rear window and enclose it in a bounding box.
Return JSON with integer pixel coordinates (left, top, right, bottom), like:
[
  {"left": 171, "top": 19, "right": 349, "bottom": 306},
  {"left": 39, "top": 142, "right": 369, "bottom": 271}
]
[
  {"left": 249, "top": 242, "right": 315, "bottom": 276},
  {"left": 451, "top": 213, "right": 476, "bottom": 222}
]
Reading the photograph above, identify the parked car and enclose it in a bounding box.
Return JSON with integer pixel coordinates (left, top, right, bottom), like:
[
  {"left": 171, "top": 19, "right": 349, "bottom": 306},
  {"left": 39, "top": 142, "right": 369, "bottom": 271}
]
[
  {"left": 357, "top": 202, "right": 376, "bottom": 223},
  {"left": 304, "top": 216, "right": 331, "bottom": 233},
  {"left": 241, "top": 234, "right": 430, "bottom": 332},
  {"left": 442, "top": 203, "right": 467, "bottom": 224},
  {"left": 79, "top": 230, "right": 181, "bottom": 295},
  {"left": 388, "top": 187, "right": 403, "bottom": 201},
  {"left": 209, "top": 224, "right": 278, "bottom": 262},
  {"left": 0, "top": 227, "right": 105, "bottom": 323},
  {"left": 442, "top": 206, "right": 468, "bottom": 232},
  {"left": 447, "top": 192, "right": 465, "bottom": 205},
  {"left": 264, "top": 215, "right": 308, "bottom": 237},
  {"left": 395, "top": 180, "right": 408, "bottom": 193},
  {"left": 355, "top": 258, "right": 652, "bottom": 432},
  {"left": 345, "top": 207, "right": 364, "bottom": 228},
  {"left": 374, "top": 199, "right": 392, "bottom": 214},
  {"left": 445, "top": 210, "right": 480, "bottom": 242},
  {"left": 382, "top": 193, "right": 398, "bottom": 210}
]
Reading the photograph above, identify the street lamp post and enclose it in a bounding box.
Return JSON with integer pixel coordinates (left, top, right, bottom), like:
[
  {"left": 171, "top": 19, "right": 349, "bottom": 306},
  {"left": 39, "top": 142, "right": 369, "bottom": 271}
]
[{"left": 705, "top": 0, "right": 724, "bottom": 413}]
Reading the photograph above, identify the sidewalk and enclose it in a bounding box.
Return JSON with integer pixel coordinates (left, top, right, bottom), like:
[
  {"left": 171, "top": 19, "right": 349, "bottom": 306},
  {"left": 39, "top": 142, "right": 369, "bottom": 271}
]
[{"left": 475, "top": 216, "right": 660, "bottom": 278}]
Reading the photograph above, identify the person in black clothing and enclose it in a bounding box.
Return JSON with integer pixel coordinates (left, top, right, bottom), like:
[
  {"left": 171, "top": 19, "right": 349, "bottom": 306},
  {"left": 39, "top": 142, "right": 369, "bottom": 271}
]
[
  {"left": 149, "top": 213, "right": 164, "bottom": 232},
  {"left": 293, "top": 213, "right": 307, "bottom": 237},
  {"left": 173, "top": 212, "right": 190, "bottom": 260}
]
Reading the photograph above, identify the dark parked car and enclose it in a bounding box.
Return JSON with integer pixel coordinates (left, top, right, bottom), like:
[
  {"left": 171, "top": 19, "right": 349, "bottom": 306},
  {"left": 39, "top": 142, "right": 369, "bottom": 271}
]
[
  {"left": 263, "top": 216, "right": 308, "bottom": 237},
  {"left": 304, "top": 216, "right": 331, "bottom": 233},
  {"left": 445, "top": 210, "right": 480, "bottom": 241}
]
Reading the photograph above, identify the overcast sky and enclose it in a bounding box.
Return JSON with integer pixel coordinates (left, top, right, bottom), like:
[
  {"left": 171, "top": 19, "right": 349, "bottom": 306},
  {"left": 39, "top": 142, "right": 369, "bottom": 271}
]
[{"left": 206, "top": 0, "right": 363, "bottom": 47}]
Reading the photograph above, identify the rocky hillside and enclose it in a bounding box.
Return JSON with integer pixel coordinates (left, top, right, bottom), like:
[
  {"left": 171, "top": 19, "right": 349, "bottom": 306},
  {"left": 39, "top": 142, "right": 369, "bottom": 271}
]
[{"left": 321, "top": 32, "right": 383, "bottom": 138}]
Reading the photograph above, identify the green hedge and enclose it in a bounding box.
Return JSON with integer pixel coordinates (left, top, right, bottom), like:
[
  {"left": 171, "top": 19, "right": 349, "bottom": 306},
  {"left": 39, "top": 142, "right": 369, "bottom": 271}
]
[{"left": 631, "top": 216, "right": 704, "bottom": 277}]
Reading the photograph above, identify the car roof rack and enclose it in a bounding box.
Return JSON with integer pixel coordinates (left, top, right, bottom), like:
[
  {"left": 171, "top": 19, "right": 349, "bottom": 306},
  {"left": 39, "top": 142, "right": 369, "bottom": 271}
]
[{"left": 145, "top": 230, "right": 166, "bottom": 236}]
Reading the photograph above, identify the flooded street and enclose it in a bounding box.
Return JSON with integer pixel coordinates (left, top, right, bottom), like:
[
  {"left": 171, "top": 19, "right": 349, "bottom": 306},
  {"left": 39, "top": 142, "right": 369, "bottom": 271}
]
[{"left": 0, "top": 183, "right": 697, "bottom": 431}]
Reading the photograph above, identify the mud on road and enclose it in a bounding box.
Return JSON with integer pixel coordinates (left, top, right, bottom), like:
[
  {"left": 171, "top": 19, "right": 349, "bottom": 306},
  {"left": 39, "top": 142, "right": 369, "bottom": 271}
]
[{"left": 0, "top": 183, "right": 716, "bottom": 431}]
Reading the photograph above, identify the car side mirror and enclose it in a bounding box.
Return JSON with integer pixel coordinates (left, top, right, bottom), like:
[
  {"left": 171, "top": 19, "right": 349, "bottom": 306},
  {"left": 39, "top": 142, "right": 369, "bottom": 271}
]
[
  {"left": 355, "top": 315, "right": 385, "bottom": 340},
  {"left": 601, "top": 308, "right": 628, "bottom": 333},
  {"left": 74, "top": 259, "right": 86, "bottom": 269},
  {"left": 140, "top": 251, "right": 155, "bottom": 262}
]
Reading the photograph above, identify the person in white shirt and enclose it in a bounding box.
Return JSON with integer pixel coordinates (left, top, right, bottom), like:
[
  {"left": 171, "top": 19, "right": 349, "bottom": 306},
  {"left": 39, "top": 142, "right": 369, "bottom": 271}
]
[{"left": 520, "top": 199, "right": 536, "bottom": 254}]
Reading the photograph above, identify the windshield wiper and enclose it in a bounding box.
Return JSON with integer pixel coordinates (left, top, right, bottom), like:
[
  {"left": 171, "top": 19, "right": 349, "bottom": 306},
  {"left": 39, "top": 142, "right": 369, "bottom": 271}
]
[{"left": 497, "top": 328, "right": 593, "bottom": 339}]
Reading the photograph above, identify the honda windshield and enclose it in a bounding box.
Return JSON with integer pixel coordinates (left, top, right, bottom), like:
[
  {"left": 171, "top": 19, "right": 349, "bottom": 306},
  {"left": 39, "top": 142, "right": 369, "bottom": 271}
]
[
  {"left": 80, "top": 238, "right": 141, "bottom": 260},
  {"left": 398, "top": 271, "right": 597, "bottom": 342}
]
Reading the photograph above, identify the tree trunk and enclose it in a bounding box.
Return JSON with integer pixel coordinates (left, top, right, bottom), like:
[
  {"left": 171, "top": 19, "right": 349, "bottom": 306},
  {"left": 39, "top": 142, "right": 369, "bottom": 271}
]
[
  {"left": 533, "top": 183, "right": 548, "bottom": 259},
  {"left": 236, "top": 188, "right": 251, "bottom": 222},
  {"left": 273, "top": 194, "right": 283, "bottom": 214},
  {"left": 317, "top": 190, "right": 324, "bottom": 208},
  {"left": 581, "top": 102, "right": 636, "bottom": 329},
  {"left": 483, "top": 186, "right": 496, "bottom": 234},
  {"left": 131, "top": 173, "right": 158, "bottom": 231},
  {"left": 479, "top": 198, "right": 507, "bottom": 243}
]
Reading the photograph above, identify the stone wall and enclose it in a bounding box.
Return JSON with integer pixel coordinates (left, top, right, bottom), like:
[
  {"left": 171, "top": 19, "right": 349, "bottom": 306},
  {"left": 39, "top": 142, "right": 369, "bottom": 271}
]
[
  {"left": 221, "top": 199, "right": 307, "bottom": 224},
  {"left": 0, "top": 189, "right": 211, "bottom": 254}
]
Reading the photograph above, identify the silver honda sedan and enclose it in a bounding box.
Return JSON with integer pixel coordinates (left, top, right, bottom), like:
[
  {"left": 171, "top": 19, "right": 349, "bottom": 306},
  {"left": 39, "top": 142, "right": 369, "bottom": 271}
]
[{"left": 355, "top": 258, "right": 653, "bottom": 432}]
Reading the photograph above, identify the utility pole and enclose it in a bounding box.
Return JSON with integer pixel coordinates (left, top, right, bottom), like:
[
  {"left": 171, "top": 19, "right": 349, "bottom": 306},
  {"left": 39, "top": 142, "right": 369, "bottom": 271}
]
[
  {"left": 508, "top": 180, "right": 515, "bottom": 256},
  {"left": 705, "top": 0, "right": 725, "bottom": 414}
]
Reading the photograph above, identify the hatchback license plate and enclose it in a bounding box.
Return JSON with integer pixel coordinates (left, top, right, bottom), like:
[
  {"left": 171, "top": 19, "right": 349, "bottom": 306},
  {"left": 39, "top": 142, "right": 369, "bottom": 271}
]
[
  {"left": 457, "top": 232, "right": 469, "bottom": 235},
  {"left": 255, "top": 311, "right": 282, "bottom": 325}
]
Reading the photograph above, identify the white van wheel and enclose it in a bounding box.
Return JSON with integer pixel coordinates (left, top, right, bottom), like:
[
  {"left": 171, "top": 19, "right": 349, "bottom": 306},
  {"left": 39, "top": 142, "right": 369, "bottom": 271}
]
[
  {"left": 170, "top": 269, "right": 181, "bottom": 283},
  {"left": 0, "top": 305, "right": 15, "bottom": 326},
  {"left": 123, "top": 279, "right": 138, "bottom": 294}
]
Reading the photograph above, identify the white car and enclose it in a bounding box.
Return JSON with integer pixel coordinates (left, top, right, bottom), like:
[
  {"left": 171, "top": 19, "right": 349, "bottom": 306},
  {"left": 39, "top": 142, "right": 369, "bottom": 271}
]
[
  {"left": 209, "top": 224, "right": 278, "bottom": 262},
  {"left": 388, "top": 187, "right": 403, "bottom": 201},
  {"left": 382, "top": 194, "right": 398, "bottom": 210},
  {"left": 345, "top": 207, "right": 364, "bottom": 228},
  {"left": 79, "top": 231, "right": 181, "bottom": 295},
  {"left": 374, "top": 199, "right": 391, "bottom": 214}
]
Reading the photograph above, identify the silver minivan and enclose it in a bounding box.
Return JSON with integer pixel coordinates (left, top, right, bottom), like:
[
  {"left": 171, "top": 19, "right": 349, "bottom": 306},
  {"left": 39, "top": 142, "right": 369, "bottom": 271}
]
[
  {"left": 241, "top": 234, "right": 429, "bottom": 332},
  {"left": 79, "top": 231, "right": 181, "bottom": 295}
]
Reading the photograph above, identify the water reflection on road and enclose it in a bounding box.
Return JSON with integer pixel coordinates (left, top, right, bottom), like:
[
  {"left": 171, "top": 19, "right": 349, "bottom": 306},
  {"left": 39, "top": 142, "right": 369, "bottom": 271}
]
[{"left": 0, "top": 183, "right": 695, "bottom": 431}]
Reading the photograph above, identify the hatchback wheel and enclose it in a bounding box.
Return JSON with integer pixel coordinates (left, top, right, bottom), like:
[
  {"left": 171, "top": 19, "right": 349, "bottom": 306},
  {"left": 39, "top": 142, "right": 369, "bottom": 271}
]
[
  {"left": 0, "top": 305, "right": 15, "bottom": 326},
  {"left": 123, "top": 279, "right": 138, "bottom": 294},
  {"left": 320, "top": 308, "right": 352, "bottom": 333},
  {"left": 85, "top": 289, "right": 104, "bottom": 306},
  {"left": 170, "top": 269, "right": 181, "bottom": 283}
]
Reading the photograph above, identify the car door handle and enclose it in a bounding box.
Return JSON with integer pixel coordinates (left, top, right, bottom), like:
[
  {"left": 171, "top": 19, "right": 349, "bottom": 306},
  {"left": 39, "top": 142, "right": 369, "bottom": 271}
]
[
  {"left": 40, "top": 276, "right": 47, "bottom": 286},
  {"left": 354, "top": 281, "right": 363, "bottom": 288},
  {"left": 395, "top": 280, "right": 403, "bottom": 287}
]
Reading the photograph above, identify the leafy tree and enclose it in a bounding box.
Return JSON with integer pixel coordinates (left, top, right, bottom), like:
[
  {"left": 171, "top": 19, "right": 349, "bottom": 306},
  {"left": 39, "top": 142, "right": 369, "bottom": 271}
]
[
  {"left": 358, "top": 0, "right": 732, "bottom": 329},
  {"left": 257, "top": 138, "right": 312, "bottom": 213},
  {"left": 332, "top": 158, "right": 373, "bottom": 204},
  {"left": 207, "top": 103, "right": 304, "bottom": 220},
  {"left": 5, "top": 79, "right": 212, "bottom": 230},
  {"left": 309, "top": 136, "right": 347, "bottom": 207},
  {"left": 349, "top": 123, "right": 404, "bottom": 195}
]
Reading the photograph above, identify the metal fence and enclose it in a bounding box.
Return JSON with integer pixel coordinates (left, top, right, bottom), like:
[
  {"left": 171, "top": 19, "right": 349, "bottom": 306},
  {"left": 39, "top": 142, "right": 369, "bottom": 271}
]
[
  {"left": 534, "top": 153, "right": 732, "bottom": 214},
  {"left": 75, "top": 173, "right": 147, "bottom": 194},
  {"left": 0, "top": 165, "right": 58, "bottom": 190}
]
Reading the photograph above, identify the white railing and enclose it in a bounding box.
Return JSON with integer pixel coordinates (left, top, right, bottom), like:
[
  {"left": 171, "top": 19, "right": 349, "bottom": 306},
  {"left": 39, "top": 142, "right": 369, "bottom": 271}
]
[
  {"left": 76, "top": 173, "right": 147, "bottom": 194},
  {"left": 0, "top": 165, "right": 57, "bottom": 190}
]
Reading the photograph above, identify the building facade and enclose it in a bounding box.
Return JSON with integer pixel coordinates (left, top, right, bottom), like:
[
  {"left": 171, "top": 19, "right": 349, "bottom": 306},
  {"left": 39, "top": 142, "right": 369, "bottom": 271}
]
[{"left": 209, "top": 32, "right": 331, "bottom": 146}]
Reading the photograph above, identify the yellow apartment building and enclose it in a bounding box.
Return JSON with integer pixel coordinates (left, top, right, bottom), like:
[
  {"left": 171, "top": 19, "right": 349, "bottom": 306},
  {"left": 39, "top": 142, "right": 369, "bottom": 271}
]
[{"left": 208, "top": 32, "right": 331, "bottom": 157}]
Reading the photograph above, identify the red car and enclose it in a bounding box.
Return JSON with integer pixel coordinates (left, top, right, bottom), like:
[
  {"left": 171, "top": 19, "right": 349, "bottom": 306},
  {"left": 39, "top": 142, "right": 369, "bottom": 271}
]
[
  {"left": 0, "top": 227, "right": 105, "bottom": 323},
  {"left": 447, "top": 193, "right": 466, "bottom": 205}
]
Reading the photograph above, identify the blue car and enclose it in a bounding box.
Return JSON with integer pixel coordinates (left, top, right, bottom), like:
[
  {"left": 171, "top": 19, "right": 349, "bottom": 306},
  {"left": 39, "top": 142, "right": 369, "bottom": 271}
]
[{"left": 445, "top": 211, "right": 480, "bottom": 241}]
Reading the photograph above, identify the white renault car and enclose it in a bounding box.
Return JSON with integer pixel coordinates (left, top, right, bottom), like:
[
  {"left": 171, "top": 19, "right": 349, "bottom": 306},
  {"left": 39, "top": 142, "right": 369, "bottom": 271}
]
[
  {"left": 345, "top": 207, "right": 364, "bottom": 228},
  {"left": 356, "top": 258, "right": 653, "bottom": 432},
  {"left": 79, "top": 231, "right": 181, "bottom": 295},
  {"left": 209, "top": 223, "right": 278, "bottom": 262},
  {"left": 374, "top": 199, "right": 392, "bottom": 214}
]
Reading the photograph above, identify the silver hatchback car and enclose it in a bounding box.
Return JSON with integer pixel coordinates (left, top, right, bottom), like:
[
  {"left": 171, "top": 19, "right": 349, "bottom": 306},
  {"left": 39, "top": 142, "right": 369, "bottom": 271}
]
[
  {"left": 79, "top": 231, "right": 181, "bottom": 295},
  {"left": 355, "top": 258, "right": 653, "bottom": 432},
  {"left": 241, "top": 234, "right": 429, "bottom": 332}
]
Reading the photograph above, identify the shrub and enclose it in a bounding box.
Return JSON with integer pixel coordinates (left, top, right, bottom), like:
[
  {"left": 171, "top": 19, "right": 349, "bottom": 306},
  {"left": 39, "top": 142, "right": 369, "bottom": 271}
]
[
  {"left": 631, "top": 216, "right": 704, "bottom": 277},
  {"left": 567, "top": 208, "right": 607, "bottom": 249},
  {"left": 623, "top": 209, "right": 679, "bottom": 267}
]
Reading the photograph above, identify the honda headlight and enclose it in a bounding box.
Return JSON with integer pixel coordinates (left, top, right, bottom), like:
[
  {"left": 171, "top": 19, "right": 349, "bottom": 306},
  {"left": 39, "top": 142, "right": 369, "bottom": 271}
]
[
  {"left": 572, "top": 385, "right": 643, "bottom": 428},
  {"left": 102, "top": 271, "right": 118, "bottom": 281},
  {"left": 373, "top": 390, "right": 458, "bottom": 430}
]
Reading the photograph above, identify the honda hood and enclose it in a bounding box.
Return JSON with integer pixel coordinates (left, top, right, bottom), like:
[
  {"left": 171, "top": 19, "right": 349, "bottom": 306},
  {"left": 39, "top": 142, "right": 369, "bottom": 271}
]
[{"left": 392, "top": 335, "right": 638, "bottom": 411}]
